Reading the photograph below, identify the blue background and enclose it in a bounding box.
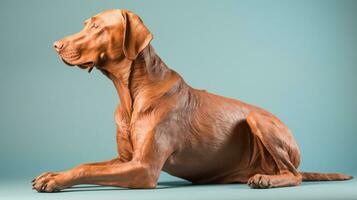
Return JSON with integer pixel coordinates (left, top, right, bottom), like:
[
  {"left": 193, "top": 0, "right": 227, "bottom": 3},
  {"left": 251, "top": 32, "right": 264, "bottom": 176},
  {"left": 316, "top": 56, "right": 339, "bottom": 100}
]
[{"left": 0, "top": 0, "right": 356, "bottom": 199}]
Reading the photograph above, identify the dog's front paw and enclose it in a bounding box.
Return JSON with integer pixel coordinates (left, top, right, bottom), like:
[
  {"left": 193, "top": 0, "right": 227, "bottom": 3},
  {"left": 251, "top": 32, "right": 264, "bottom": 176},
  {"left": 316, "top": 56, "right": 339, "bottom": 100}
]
[{"left": 32, "top": 172, "right": 72, "bottom": 192}]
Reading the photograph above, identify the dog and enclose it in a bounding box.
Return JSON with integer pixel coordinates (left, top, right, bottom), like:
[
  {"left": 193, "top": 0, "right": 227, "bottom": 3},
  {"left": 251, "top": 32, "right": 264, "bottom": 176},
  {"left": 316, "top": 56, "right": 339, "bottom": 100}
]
[{"left": 32, "top": 9, "right": 352, "bottom": 192}]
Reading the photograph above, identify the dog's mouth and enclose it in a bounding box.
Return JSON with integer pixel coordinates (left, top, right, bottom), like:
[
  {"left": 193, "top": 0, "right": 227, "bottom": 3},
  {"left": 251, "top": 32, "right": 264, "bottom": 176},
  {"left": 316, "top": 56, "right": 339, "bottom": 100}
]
[
  {"left": 78, "top": 61, "right": 94, "bottom": 68},
  {"left": 78, "top": 61, "right": 94, "bottom": 73},
  {"left": 62, "top": 58, "right": 94, "bottom": 73}
]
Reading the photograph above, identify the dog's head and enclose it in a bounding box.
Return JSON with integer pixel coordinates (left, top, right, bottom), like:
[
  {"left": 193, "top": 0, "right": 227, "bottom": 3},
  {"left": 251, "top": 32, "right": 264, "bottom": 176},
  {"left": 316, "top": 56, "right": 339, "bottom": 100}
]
[{"left": 53, "top": 9, "right": 152, "bottom": 72}]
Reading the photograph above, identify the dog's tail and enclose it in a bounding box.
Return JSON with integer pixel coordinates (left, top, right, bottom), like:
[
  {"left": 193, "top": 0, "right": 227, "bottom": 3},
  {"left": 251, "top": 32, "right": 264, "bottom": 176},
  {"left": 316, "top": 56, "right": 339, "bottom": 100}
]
[{"left": 300, "top": 172, "right": 353, "bottom": 181}]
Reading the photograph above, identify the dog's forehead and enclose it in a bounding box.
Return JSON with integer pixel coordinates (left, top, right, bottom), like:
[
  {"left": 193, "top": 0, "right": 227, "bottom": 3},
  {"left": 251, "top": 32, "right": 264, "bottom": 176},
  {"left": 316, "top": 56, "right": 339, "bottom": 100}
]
[{"left": 92, "top": 9, "right": 123, "bottom": 26}]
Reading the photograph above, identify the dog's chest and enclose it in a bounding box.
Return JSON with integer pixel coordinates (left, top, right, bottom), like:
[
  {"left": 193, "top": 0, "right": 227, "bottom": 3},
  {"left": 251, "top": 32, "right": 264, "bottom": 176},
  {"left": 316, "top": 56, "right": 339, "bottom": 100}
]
[{"left": 115, "top": 108, "right": 134, "bottom": 161}]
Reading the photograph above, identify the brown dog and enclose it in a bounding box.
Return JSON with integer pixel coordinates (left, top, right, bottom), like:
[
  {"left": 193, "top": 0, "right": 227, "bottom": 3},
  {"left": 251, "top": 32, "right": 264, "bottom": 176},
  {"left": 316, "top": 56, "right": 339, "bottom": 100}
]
[{"left": 32, "top": 9, "right": 352, "bottom": 192}]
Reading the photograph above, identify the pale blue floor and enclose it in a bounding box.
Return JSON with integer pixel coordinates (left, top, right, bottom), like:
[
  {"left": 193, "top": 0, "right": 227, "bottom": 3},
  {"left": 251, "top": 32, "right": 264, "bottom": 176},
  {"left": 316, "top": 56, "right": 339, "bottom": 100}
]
[{"left": 1, "top": 176, "right": 357, "bottom": 200}]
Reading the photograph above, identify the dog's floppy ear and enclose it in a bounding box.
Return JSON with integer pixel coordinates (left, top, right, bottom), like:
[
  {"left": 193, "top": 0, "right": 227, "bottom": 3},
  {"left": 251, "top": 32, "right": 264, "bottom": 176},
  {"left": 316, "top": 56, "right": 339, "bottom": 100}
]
[{"left": 121, "top": 10, "right": 153, "bottom": 60}]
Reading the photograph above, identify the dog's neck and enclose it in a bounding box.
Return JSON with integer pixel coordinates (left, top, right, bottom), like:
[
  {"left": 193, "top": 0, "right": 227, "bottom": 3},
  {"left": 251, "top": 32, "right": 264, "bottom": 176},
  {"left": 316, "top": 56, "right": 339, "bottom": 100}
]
[{"left": 102, "top": 45, "right": 184, "bottom": 119}]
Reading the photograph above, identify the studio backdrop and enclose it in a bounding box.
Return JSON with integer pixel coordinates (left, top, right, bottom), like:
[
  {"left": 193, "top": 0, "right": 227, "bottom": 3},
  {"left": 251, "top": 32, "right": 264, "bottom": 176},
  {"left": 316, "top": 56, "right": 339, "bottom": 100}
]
[{"left": 0, "top": 0, "right": 356, "bottom": 181}]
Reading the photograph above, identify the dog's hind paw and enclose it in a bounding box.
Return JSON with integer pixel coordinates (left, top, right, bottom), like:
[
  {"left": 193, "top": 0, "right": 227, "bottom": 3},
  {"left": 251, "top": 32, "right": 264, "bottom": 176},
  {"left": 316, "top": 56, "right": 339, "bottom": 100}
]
[{"left": 247, "top": 174, "right": 273, "bottom": 189}]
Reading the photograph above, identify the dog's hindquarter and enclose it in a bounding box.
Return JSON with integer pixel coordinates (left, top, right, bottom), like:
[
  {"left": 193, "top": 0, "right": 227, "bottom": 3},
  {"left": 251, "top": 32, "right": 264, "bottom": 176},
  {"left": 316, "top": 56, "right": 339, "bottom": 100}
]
[{"left": 162, "top": 90, "right": 281, "bottom": 183}]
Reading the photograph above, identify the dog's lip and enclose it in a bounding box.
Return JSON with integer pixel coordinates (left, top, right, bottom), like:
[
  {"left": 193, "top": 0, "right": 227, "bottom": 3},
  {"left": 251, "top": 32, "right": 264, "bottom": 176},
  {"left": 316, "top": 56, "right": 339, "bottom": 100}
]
[
  {"left": 61, "top": 58, "right": 94, "bottom": 69},
  {"left": 78, "top": 61, "right": 94, "bottom": 69},
  {"left": 60, "top": 52, "right": 80, "bottom": 62}
]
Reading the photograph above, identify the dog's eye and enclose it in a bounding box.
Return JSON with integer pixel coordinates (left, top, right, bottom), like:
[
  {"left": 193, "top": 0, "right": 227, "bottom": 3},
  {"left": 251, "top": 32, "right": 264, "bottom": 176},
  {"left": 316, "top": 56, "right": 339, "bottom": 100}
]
[{"left": 91, "top": 23, "right": 99, "bottom": 29}]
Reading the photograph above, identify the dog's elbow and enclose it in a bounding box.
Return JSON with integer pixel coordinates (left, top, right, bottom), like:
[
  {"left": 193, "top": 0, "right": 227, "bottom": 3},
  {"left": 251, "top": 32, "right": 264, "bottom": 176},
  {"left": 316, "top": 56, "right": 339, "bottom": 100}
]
[{"left": 128, "top": 163, "right": 158, "bottom": 189}]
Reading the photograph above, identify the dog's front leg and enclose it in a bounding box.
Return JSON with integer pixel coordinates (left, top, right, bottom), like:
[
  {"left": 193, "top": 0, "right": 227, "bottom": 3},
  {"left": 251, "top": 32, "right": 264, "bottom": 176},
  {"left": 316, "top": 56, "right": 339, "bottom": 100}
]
[
  {"left": 77, "top": 157, "right": 122, "bottom": 166},
  {"left": 33, "top": 161, "right": 156, "bottom": 192},
  {"left": 32, "top": 128, "right": 174, "bottom": 192}
]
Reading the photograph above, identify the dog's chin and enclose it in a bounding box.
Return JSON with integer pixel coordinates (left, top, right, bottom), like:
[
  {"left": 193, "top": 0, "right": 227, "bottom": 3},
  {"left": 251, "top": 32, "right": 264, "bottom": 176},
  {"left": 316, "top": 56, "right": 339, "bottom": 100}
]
[{"left": 62, "top": 58, "right": 75, "bottom": 66}]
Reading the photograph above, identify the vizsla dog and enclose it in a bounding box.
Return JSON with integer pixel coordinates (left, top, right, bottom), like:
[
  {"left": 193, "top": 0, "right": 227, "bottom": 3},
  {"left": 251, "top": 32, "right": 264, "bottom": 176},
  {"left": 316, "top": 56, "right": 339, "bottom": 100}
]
[{"left": 32, "top": 9, "right": 352, "bottom": 192}]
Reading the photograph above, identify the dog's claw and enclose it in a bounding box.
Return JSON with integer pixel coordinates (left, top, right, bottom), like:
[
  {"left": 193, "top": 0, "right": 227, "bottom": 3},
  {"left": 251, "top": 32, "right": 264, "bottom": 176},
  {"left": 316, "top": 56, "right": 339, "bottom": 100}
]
[{"left": 42, "top": 184, "right": 47, "bottom": 191}]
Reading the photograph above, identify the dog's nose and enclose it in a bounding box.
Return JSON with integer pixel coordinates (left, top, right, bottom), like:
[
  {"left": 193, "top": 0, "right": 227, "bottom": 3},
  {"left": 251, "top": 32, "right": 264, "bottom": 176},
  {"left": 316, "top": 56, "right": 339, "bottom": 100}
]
[{"left": 53, "top": 41, "right": 63, "bottom": 52}]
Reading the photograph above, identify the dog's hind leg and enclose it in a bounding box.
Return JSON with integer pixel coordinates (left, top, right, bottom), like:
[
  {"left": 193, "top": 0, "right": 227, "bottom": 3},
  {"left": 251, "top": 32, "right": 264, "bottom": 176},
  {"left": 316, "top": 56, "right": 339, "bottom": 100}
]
[{"left": 246, "top": 112, "right": 302, "bottom": 188}]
